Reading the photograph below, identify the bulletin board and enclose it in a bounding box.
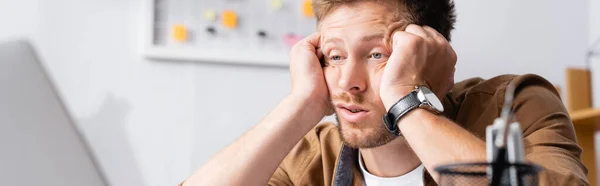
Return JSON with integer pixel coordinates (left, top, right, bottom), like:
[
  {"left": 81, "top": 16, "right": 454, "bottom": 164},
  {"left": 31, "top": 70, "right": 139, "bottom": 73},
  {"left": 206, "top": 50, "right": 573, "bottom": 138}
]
[{"left": 142, "top": 0, "right": 317, "bottom": 66}]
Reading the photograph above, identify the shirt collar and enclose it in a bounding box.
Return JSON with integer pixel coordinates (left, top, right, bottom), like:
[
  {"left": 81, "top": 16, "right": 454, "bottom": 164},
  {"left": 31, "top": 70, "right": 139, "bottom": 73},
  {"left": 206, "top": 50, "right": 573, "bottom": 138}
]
[{"left": 357, "top": 151, "right": 425, "bottom": 186}]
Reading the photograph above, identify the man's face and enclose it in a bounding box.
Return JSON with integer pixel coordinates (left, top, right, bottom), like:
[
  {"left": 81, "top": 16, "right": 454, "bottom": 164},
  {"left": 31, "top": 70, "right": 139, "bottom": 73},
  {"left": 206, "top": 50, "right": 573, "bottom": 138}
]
[{"left": 320, "top": 2, "right": 400, "bottom": 148}]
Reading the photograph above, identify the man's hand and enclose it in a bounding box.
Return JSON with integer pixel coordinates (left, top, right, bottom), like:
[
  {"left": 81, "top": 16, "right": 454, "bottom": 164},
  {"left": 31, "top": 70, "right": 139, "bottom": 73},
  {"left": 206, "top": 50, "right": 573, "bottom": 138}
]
[
  {"left": 380, "top": 24, "right": 457, "bottom": 111},
  {"left": 289, "top": 32, "right": 333, "bottom": 116}
]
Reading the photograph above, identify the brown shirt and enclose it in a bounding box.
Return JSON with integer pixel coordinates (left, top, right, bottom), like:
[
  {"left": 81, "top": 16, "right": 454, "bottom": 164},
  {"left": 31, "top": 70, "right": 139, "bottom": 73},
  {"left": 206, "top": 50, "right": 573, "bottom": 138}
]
[{"left": 268, "top": 74, "right": 589, "bottom": 186}]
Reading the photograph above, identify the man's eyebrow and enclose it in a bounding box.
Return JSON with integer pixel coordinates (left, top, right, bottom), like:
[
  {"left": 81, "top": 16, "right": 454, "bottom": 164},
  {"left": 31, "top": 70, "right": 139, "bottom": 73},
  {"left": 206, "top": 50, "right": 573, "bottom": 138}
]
[{"left": 360, "top": 32, "right": 386, "bottom": 42}]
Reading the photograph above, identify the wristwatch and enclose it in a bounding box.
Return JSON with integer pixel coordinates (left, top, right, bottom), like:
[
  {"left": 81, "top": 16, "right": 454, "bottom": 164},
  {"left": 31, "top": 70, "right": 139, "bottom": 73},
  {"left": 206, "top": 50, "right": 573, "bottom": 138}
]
[{"left": 382, "top": 85, "right": 444, "bottom": 136}]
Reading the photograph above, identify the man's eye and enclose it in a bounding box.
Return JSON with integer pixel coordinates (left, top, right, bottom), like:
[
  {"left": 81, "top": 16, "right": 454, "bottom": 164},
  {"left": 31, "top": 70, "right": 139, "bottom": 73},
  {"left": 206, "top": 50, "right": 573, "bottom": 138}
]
[
  {"left": 370, "top": 53, "right": 383, "bottom": 59},
  {"left": 330, "top": 55, "right": 342, "bottom": 60}
]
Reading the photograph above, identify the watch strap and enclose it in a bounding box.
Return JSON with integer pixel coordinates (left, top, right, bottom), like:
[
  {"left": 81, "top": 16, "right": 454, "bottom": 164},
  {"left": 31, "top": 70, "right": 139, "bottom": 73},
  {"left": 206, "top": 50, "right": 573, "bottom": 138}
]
[{"left": 382, "top": 90, "right": 421, "bottom": 136}]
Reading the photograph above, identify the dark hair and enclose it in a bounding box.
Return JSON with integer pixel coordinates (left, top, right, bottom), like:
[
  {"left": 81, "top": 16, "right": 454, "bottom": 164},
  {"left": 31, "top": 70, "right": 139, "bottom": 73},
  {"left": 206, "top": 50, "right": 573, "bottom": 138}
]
[{"left": 313, "top": 0, "right": 456, "bottom": 41}]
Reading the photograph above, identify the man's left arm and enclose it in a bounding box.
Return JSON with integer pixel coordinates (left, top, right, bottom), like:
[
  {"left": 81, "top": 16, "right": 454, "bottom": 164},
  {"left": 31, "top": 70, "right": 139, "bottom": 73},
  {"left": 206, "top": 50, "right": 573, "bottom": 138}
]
[
  {"left": 397, "top": 105, "right": 486, "bottom": 180},
  {"left": 380, "top": 24, "right": 487, "bottom": 181},
  {"left": 381, "top": 24, "right": 588, "bottom": 185},
  {"left": 398, "top": 81, "right": 589, "bottom": 185}
]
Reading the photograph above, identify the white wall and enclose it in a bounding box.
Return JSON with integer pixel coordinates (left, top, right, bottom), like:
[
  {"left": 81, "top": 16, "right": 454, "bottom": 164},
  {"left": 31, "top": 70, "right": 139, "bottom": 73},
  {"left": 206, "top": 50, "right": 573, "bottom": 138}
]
[
  {"left": 0, "top": 0, "right": 39, "bottom": 39},
  {"left": 452, "top": 0, "right": 588, "bottom": 90},
  {"left": 0, "top": 0, "right": 591, "bottom": 186},
  {"left": 589, "top": 0, "right": 600, "bottom": 180},
  {"left": 590, "top": 0, "right": 600, "bottom": 107}
]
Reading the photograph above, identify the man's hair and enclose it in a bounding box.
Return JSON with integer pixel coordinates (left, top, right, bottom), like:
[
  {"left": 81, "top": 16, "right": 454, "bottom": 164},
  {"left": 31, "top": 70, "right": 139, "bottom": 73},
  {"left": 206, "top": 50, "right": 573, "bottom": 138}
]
[{"left": 313, "top": 0, "right": 456, "bottom": 41}]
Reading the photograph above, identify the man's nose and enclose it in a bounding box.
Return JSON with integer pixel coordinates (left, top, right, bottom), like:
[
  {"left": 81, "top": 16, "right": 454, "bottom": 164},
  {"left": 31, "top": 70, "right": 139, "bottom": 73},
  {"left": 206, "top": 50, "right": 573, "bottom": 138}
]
[{"left": 338, "top": 60, "right": 367, "bottom": 94}]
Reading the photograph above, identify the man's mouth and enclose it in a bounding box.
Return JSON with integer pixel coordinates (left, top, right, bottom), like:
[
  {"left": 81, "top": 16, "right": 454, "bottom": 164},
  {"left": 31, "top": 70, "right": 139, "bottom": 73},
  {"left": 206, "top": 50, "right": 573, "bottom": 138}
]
[
  {"left": 348, "top": 109, "right": 364, "bottom": 113},
  {"left": 335, "top": 103, "right": 370, "bottom": 123}
]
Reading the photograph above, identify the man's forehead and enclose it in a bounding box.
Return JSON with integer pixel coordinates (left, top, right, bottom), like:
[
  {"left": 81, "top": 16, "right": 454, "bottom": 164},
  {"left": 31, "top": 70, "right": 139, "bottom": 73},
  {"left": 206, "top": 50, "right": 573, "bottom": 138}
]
[
  {"left": 316, "top": 1, "right": 403, "bottom": 28},
  {"left": 319, "top": 21, "right": 404, "bottom": 48},
  {"left": 317, "top": 1, "right": 403, "bottom": 46},
  {"left": 321, "top": 31, "right": 387, "bottom": 46}
]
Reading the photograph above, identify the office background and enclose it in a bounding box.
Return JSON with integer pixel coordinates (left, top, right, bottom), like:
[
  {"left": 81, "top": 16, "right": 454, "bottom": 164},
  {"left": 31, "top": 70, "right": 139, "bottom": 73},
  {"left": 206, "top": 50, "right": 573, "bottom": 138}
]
[{"left": 0, "top": 0, "right": 599, "bottom": 185}]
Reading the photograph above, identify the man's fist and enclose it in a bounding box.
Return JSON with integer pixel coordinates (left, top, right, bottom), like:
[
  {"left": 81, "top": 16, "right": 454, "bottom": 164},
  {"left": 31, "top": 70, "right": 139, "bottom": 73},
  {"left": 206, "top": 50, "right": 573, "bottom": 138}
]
[
  {"left": 289, "top": 33, "right": 333, "bottom": 116},
  {"left": 380, "top": 24, "right": 457, "bottom": 111}
]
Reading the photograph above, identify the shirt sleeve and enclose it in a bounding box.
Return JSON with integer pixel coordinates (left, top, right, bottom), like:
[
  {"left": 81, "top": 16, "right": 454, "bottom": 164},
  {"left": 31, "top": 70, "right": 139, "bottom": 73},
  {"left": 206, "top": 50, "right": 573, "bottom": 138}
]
[
  {"left": 268, "top": 166, "right": 293, "bottom": 186},
  {"left": 510, "top": 76, "right": 589, "bottom": 186},
  {"left": 267, "top": 131, "right": 316, "bottom": 186}
]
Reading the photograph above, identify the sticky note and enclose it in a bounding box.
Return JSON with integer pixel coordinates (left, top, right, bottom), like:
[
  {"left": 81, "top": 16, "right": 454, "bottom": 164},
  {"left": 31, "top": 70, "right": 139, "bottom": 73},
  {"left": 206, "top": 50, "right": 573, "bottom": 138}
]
[
  {"left": 222, "top": 10, "right": 237, "bottom": 29},
  {"left": 271, "top": 0, "right": 283, "bottom": 10},
  {"left": 204, "top": 10, "right": 217, "bottom": 22},
  {"left": 172, "top": 24, "right": 187, "bottom": 42},
  {"left": 284, "top": 34, "right": 303, "bottom": 47},
  {"left": 302, "top": 0, "right": 313, "bottom": 17}
]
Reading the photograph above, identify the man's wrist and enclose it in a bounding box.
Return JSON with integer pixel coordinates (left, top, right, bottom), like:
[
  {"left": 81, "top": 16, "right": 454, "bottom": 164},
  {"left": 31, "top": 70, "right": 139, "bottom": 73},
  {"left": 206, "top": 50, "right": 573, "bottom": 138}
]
[
  {"left": 395, "top": 108, "right": 427, "bottom": 132},
  {"left": 263, "top": 95, "right": 324, "bottom": 136},
  {"left": 285, "top": 94, "right": 328, "bottom": 118},
  {"left": 382, "top": 87, "right": 415, "bottom": 111}
]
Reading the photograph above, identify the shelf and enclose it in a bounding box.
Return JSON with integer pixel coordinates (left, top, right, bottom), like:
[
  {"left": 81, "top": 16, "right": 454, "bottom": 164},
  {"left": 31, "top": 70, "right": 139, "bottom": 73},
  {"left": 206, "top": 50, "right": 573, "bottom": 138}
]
[{"left": 569, "top": 108, "right": 600, "bottom": 127}]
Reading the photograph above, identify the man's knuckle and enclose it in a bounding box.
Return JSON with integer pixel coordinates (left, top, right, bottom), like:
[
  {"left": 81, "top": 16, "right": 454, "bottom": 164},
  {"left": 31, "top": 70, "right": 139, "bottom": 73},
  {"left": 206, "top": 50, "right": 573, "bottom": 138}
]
[
  {"left": 434, "top": 37, "right": 445, "bottom": 46},
  {"left": 291, "top": 43, "right": 300, "bottom": 52},
  {"left": 405, "top": 24, "right": 420, "bottom": 31},
  {"left": 406, "top": 36, "right": 424, "bottom": 47},
  {"left": 451, "top": 52, "right": 458, "bottom": 63},
  {"left": 292, "top": 43, "right": 308, "bottom": 53}
]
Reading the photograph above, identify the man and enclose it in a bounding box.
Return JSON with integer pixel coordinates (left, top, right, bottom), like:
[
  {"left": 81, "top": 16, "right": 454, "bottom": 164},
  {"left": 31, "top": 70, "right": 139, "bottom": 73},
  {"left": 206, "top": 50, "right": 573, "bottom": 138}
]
[{"left": 182, "top": 0, "right": 589, "bottom": 185}]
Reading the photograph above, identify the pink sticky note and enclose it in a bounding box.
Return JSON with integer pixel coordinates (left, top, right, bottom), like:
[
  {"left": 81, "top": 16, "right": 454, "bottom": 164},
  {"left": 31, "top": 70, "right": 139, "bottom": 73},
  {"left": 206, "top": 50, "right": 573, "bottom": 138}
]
[{"left": 284, "top": 34, "right": 303, "bottom": 47}]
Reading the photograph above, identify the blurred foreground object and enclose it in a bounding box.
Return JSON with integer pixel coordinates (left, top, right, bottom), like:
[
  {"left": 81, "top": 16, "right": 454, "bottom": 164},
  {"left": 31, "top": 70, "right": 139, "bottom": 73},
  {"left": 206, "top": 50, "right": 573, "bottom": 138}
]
[{"left": 435, "top": 83, "right": 542, "bottom": 186}]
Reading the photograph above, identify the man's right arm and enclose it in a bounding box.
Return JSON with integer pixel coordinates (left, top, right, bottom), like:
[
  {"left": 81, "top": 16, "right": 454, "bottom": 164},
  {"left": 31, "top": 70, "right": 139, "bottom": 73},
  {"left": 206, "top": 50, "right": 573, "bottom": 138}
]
[
  {"left": 182, "top": 33, "right": 330, "bottom": 186},
  {"left": 182, "top": 95, "right": 325, "bottom": 186}
]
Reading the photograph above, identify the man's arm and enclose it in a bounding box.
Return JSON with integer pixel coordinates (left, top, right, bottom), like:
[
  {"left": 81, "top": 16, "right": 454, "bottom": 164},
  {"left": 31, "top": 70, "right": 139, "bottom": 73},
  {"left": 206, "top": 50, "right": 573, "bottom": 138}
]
[
  {"left": 398, "top": 109, "right": 486, "bottom": 180},
  {"left": 182, "top": 96, "right": 324, "bottom": 186},
  {"left": 182, "top": 33, "right": 331, "bottom": 186},
  {"left": 379, "top": 24, "right": 482, "bottom": 181},
  {"left": 397, "top": 78, "right": 589, "bottom": 185},
  {"left": 379, "top": 24, "right": 587, "bottom": 185}
]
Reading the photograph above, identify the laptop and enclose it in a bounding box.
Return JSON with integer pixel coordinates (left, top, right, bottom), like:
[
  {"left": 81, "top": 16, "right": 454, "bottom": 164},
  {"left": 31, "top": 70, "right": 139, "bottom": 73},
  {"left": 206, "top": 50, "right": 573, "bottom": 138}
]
[{"left": 0, "top": 39, "right": 107, "bottom": 186}]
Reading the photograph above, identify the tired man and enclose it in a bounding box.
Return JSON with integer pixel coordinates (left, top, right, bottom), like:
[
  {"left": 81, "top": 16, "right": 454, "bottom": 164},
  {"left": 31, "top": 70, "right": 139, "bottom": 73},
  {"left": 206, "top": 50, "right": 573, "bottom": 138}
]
[{"left": 182, "top": 0, "right": 588, "bottom": 185}]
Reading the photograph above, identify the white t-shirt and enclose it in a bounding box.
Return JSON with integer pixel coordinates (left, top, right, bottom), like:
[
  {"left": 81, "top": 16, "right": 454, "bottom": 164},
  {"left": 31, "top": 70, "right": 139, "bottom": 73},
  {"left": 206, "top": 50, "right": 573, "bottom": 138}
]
[{"left": 358, "top": 152, "right": 425, "bottom": 186}]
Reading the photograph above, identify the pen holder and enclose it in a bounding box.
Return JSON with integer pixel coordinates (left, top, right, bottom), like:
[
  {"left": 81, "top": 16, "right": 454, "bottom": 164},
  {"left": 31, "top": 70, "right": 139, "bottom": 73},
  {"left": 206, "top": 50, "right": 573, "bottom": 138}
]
[{"left": 434, "top": 162, "right": 542, "bottom": 186}]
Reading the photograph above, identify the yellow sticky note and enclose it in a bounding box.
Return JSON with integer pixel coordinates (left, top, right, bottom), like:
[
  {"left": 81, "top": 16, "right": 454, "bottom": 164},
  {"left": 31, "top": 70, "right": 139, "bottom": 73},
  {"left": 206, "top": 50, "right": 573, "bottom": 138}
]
[
  {"left": 302, "top": 0, "right": 313, "bottom": 17},
  {"left": 172, "top": 24, "right": 187, "bottom": 42},
  {"left": 222, "top": 10, "right": 237, "bottom": 29},
  {"left": 204, "top": 10, "right": 217, "bottom": 22},
  {"left": 271, "top": 0, "right": 283, "bottom": 10}
]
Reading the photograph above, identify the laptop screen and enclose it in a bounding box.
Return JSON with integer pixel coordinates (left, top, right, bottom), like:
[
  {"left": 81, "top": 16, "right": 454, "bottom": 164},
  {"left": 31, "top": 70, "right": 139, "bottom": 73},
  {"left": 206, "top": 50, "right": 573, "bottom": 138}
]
[{"left": 0, "top": 40, "right": 107, "bottom": 186}]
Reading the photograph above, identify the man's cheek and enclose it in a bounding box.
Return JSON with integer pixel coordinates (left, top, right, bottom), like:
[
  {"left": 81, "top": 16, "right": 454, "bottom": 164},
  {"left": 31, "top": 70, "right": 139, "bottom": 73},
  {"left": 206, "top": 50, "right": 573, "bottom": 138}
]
[
  {"left": 323, "top": 67, "right": 338, "bottom": 92},
  {"left": 370, "top": 72, "right": 383, "bottom": 96}
]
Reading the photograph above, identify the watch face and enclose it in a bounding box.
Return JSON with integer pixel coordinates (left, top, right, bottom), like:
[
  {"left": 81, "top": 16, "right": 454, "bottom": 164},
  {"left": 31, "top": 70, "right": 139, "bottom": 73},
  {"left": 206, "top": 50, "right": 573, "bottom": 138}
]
[{"left": 417, "top": 86, "right": 444, "bottom": 112}]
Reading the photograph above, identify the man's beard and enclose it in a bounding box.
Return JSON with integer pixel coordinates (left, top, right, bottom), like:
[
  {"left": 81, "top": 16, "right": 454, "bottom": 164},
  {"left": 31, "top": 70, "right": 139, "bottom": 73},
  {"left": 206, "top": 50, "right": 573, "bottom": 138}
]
[{"left": 332, "top": 93, "right": 397, "bottom": 149}]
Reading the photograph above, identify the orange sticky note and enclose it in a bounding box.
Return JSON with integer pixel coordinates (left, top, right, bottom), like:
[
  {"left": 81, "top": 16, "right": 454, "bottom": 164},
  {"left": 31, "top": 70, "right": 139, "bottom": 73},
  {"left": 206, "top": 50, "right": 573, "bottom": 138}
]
[
  {"left": 222, "top": 10, "right": 237, "bottom": 29},
  {"left": 172, "top": 24, "right": 187, "bottom": 42},
  {"left": 302, "top": 0, "right": 313, "bottom": 17}
]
